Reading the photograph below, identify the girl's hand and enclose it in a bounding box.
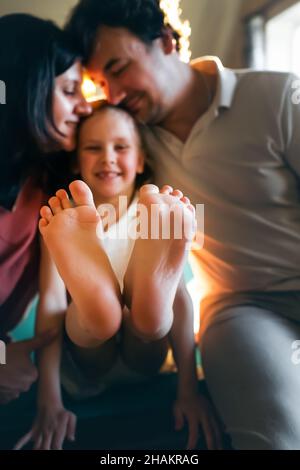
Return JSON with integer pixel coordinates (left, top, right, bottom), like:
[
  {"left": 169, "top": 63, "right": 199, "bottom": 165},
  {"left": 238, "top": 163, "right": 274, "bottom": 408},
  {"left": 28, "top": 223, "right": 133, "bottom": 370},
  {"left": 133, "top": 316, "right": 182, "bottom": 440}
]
[
  {"left": 14, "top": 405, "right": 77, "bottom": 450},
  {"left": 173, "top": 392, "right": 223, "bottom": 450}
]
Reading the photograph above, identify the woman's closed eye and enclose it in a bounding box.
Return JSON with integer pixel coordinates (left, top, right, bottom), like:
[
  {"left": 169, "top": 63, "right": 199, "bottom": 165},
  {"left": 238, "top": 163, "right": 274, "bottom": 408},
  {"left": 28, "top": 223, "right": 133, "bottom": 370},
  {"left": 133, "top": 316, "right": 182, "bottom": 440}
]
[
  {"left": 64, "top": 89, "right": 76, "bottom": 96},
  {"left": 63, "top": 81, "right": 81, "bottom": 97}
]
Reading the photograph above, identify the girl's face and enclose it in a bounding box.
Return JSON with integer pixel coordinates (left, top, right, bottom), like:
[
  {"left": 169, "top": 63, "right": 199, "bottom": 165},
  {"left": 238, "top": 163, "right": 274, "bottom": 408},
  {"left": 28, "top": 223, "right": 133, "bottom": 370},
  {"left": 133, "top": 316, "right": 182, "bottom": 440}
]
[
  {"left": 52, "top": 60, "right": 92, "bottom": 151},
  {"left": 78, "top": 108, "right": 144, "bottom": 206}
]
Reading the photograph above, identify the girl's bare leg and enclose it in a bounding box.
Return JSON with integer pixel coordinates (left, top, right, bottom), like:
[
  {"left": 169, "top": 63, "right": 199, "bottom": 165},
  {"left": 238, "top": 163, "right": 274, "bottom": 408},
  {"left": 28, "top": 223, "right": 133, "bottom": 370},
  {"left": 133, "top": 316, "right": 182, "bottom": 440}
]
[
  {"left": 39, "top": 180, "right": 123, "bottom": 342},
  {"left": 124, "top": 184, "right": 195, "bottom": 341},
  {"left": 65, "top": 301, "right": 118, "bottom": 378},
  {"left": 120, "top": 307, "right": 169, "bottom": 376}
]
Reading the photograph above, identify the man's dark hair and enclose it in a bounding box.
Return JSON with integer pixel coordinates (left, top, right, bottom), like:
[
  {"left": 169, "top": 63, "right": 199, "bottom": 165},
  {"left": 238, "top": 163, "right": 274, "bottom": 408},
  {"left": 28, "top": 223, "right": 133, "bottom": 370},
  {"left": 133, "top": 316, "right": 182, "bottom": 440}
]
[{"left": 65, "top": 0, "right": 181, "bottom": 64}]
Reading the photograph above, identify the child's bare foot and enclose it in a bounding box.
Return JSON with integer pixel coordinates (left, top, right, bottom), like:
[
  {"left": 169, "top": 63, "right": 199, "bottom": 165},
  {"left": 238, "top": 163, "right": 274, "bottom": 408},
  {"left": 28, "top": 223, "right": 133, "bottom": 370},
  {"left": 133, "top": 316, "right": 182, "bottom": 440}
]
[
  {"left": 39, "top": 180, "right": 122, "bottom": 342},
  {"left": 123, "top": 184, "right": 196, "bottom": 340}
]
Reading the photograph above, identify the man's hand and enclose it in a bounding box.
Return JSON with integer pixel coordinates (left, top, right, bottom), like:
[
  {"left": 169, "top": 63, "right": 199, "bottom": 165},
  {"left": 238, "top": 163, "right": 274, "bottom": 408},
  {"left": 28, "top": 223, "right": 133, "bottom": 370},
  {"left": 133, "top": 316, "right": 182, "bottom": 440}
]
[{"left": 0, "top": 330, "right": 57, "bottom": 404}]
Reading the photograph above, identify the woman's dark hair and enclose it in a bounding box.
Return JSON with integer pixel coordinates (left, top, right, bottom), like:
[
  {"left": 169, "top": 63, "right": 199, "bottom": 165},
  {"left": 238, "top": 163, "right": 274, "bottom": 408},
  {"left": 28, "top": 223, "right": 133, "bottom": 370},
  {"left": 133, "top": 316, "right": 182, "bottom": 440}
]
[
  {"left": 0, "top": 14, "right": 80, "bottom": 202},
  {"left": 76, "top": 101, "right": 153, "bottom": 189},
  {"left": 65, "top": 0, "right": 182, "bottom": 64}
]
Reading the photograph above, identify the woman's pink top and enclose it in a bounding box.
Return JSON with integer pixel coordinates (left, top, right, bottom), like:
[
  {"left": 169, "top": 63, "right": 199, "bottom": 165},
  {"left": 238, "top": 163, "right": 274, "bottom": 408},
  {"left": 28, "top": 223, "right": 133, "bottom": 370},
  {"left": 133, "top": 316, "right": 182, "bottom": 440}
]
[{"left": 0, "top": 178, "right": 45, "bottom": 341}]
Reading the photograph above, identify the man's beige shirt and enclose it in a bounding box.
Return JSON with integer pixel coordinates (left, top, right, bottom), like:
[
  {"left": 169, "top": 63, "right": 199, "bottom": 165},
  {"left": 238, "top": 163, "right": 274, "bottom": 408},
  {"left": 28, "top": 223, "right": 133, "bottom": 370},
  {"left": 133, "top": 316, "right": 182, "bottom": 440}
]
[{"left": 142, "top": 57, "right": 300, "bottom": 327}]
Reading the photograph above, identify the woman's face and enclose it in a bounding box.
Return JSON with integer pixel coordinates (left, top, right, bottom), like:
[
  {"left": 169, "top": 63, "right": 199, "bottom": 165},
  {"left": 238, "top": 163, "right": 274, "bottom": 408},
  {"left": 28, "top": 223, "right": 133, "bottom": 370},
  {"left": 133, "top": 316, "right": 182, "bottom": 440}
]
[{"left": 52, "top": 60, "right": 92, "bottom": 151}]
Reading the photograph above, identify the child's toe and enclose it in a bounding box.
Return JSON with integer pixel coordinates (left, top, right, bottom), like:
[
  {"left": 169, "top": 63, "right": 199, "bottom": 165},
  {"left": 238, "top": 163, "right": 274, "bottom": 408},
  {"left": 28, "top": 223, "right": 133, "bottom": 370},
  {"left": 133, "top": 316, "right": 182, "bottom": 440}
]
[
  {"left": 160, "top": 185, "right": 173, "bottom": 195},
  {"left": 180, "top": 196, "right": 191, "bottom": 205},
  {"left": 140, "top": 184, "right": 160, "bottom": 196},
  {"left": 40, "top": 205, "right": 53, "bottom": 222},
  {"left": 171, "top": 189, "right": 183, "bottom": 199},
  {"left": 38, "top": 218, "right": 48, "bottom": 233},
  {"left": 56, "top": 189, "right": 72, "bottom": 209},
  {"left": 48, "top": 196, "right": 63, "bottom": 214},
  {"left": 69, "top": 180, "right": 95, "bottom": 207}
]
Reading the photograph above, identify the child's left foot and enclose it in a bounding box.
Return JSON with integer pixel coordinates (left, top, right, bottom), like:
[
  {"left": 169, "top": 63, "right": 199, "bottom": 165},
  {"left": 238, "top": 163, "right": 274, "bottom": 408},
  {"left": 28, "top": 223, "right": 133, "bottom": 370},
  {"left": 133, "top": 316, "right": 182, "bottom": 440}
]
[
  {"left": 39, "top": 180, "right": 123, "bottom": 341},
  {"left": 124, "top": 184, "right": 196, "bottom": 340}
]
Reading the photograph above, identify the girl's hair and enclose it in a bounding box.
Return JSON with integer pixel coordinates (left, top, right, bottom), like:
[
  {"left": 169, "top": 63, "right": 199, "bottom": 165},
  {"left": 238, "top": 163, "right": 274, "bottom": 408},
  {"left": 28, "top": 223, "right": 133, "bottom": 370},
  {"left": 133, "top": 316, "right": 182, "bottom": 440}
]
[
  {"left": 0, "top": 14, "right": 80, "bottom": 201},
  {"left": 77, "top": 101, "right": 153, "bottom": 189}
]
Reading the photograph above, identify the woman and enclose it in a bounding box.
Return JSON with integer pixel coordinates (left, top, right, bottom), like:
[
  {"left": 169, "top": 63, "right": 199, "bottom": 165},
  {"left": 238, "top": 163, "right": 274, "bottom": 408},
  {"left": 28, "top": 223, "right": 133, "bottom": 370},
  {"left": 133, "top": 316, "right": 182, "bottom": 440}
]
[{"left": 0, "top": 14, "right": 91, "bottom": 404}]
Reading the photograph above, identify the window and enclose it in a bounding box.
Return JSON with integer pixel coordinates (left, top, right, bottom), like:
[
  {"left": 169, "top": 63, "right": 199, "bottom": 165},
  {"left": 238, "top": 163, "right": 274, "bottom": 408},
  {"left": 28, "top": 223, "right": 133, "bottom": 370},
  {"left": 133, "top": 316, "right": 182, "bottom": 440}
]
[{"left": 266, "top": 1, "right": 300, "bottom": 74}]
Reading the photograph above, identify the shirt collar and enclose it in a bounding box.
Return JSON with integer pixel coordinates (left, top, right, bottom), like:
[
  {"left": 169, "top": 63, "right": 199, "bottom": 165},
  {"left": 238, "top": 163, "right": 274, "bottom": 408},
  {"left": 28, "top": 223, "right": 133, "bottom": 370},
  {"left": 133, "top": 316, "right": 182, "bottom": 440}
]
[{"left": 190, "top": 56, "right": 237, "bottom": 110}]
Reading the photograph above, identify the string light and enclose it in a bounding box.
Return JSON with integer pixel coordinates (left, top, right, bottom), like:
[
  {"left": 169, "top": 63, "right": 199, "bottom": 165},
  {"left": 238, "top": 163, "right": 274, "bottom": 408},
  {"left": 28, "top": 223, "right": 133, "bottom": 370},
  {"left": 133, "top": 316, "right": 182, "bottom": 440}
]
[
  {"left": 160, "top": 0, "right": 192, "bottom": 63},
  {"left": 82, "top": 73, "right": 105, "bottom": 103}
]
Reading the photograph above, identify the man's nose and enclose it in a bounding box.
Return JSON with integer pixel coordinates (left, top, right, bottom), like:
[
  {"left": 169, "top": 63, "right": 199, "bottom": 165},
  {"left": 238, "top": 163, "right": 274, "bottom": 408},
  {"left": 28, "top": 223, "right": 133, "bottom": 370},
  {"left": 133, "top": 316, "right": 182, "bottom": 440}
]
[{"left": 106, "top": 81, "right": 126, "bottom": 105}]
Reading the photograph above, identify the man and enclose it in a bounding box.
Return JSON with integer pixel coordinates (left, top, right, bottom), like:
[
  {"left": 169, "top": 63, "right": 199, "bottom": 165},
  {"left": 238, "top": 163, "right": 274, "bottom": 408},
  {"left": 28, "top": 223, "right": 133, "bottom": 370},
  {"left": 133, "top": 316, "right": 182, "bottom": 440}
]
[{"left": 66, "top": 0, "right": 300, "bottom": 449}]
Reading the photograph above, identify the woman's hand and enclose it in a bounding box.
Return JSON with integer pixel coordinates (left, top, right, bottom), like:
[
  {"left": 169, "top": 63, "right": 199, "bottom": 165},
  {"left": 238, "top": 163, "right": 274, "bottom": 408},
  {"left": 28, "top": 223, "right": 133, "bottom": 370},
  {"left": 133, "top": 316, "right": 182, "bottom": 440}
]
[
  {"left": 0, "top": 330, "right": 56, "bottom": 405},
  {"left": 173, "top": 392, "right": 223, "bottom": 450},
  {"left": 14, "top": 405, "right": 77, "bottom": 450}
]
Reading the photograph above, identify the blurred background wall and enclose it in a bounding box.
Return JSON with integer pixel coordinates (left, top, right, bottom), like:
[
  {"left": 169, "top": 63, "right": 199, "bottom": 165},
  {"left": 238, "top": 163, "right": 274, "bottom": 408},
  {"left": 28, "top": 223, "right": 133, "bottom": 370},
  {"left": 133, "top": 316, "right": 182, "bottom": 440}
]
[
  {"left": 0, "top": 0, "right": 243, "bottom": 67},
  {"left": 0, "top": 0, "right": 76, "bottom": 26},
  {"left": 1, "top": 0, "right": 300, "bottom": 70}
]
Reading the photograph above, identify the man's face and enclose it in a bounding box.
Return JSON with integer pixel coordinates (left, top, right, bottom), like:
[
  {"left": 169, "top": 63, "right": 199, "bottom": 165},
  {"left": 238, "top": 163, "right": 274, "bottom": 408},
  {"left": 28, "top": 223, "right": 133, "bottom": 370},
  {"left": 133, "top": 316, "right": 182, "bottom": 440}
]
[{"left": 87, "top": 26, "right": 172, "bottom": 125}]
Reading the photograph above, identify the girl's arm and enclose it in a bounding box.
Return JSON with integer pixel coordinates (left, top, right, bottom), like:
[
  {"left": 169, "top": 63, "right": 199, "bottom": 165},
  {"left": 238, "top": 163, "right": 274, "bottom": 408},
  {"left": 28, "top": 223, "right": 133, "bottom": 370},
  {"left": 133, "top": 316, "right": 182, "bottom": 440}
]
[
  {"left": 36, "top": 236, "right": 67, "bottom": 407},
  {"left": 170, "top": 276, "right": 223, "bottom": 450},
  {"left": 169, "top": 277, "right": 198, "bottom": 399},
  {"left": 14, "top": 237, "right": 76, "bottom": 450}
]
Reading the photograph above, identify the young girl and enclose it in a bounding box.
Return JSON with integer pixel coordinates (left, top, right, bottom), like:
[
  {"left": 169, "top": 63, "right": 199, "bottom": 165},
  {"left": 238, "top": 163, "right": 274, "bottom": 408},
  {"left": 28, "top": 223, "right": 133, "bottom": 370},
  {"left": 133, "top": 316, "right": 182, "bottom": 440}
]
[{"left": 15, "top": 103, "right": 222, "bottom": 450}]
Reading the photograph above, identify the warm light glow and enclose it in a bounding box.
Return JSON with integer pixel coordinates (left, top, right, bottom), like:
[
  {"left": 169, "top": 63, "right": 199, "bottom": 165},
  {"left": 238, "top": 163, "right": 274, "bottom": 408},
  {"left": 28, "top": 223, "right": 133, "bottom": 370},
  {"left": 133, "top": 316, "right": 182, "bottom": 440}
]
[
  {"left": 187, "top": 246, "right": 212, "bottom": 339},
  {"left": 82, "top": 74, "right": 106, "bottom": 103},
  {"left": 160, "top": 0, "right": 192, "bottom": 63},
  {"left": 82, "top": 76, "right": 96, "bottom": 98}
]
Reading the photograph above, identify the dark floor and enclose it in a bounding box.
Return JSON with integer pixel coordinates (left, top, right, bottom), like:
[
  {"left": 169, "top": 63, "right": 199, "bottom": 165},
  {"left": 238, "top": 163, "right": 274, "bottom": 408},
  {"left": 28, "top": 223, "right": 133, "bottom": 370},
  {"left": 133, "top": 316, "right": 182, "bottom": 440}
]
[{"left": 0, "top": 373, "right": 217, "bottom": 450}]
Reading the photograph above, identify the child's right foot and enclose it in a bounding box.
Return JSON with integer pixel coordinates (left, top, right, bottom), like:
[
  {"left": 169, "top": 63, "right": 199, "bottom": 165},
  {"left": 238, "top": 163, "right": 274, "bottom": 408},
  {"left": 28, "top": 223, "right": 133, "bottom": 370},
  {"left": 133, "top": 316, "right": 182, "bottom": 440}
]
[
  {"left": 123, "top": 184, "right": 196, "bottom": 340},
  {"left": 39, "top": 180, "right": 123, "bottom": 341}
]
